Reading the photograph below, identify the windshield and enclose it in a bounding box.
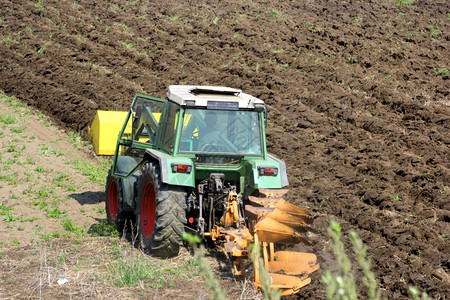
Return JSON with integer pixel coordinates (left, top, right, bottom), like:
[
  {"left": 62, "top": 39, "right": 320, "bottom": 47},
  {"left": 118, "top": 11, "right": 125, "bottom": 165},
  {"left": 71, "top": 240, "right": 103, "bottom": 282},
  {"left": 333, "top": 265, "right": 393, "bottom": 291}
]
[{"left": 179, "top": 109, "right": 262, "bottom": 155}]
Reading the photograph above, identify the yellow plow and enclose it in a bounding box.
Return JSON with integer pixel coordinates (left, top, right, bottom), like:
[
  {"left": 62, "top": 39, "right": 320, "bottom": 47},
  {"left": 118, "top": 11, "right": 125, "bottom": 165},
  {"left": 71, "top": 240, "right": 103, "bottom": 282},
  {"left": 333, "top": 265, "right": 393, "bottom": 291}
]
[{"left": 212, "top": 189, "right": 319, "bottom": 296}]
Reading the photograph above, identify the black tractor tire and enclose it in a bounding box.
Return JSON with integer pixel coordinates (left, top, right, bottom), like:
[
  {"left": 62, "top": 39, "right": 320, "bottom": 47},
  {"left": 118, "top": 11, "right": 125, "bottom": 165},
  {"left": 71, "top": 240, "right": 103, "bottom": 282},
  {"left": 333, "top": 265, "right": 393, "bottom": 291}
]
[
  {"left": 136, "top": 163, "right": 187, "bottom": 257},
  {"left": 105, "top": 169, "right": 127, "bottom": 233}
]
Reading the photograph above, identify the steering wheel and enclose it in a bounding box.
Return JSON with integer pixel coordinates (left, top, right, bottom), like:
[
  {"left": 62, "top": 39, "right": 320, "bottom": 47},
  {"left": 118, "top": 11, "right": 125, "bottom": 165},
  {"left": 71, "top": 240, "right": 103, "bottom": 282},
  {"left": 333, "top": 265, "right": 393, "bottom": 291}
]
[{"left": 201, "top": 142, "right": 222, "bottom": 153}]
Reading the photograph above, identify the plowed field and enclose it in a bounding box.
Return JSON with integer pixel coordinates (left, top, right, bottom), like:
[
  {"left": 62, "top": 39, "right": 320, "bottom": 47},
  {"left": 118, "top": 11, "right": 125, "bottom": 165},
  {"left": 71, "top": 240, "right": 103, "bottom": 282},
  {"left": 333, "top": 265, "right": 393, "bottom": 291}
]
[{"left": 1, "top": 0, "right": 449, "bottom": 299}]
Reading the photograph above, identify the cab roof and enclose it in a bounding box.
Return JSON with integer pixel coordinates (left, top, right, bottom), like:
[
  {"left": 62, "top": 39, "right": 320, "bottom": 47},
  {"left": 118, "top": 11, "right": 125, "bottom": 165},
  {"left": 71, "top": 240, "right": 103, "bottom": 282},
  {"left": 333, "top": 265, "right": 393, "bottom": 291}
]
[{"left": 167, "top": 85, "right": 265, "bottom": 109}]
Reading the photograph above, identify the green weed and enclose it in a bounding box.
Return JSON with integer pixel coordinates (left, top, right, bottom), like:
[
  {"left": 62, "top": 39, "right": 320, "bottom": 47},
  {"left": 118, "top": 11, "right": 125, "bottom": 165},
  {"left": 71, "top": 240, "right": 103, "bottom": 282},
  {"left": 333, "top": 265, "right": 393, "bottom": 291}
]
[
  {"left": 71, "top": 2, "right": 81, "bottom": 10},
  {"left": 89, "top": 220, "right": 120, "bottom": 237},
  {"left": 35, "top": 0, "right": 45, "bottom": 10},
  {"left": 39, "top": 144, "right": 50, "bottom": 156},
  {"left": 32, "top": 198, "right": 48, "bottom": 210},
  {"left": 0, "top": 172, "right": 18, "bottom": 186},
  {"left": 57, "top": 252, "right": 68, "bottom": 267},
  {"left": 70, "top": 159, "right": 108, "bottom": 185},
  {"left": 93, "top": 206, "right": 106, "bottom": 214},
  {"left": 392, "top": 193, "right": 401, "bottom": 201},
  {"left": 111, "top": 259, "right": 155, "bottom": 287},
  {"left": 349, "top": 231, "right": 382, "bottom": 299},
  {"left": 0, "top": 114, "right": 16, "bottom": 125},
  {"left": 49, "top": 148, "right": 64, "bottom": 157},
  {"left": 122, "top": 42, "right": 134, "bottom": 49},
  {"left": 6, "top": 144, "right": 17, "bottom": 153},
  {"left": 26, "top": 26, "right": 35, "bottom": 36},
  {"left": 319, "top": 198, "right": 327, "bottom": 208},
  {"left": 349, "top": 57, "right": 359, "bottom": 65},
  {"left": 109, "top": 4, "right": 120, "bottom": 12},
  {"left": 62, "top": 218, "right": 85, "bottom": 236},
  {"left": 428, "top": 25, "right": 441, "bottom": 37},
  {"left": 0, "top": 32, "right": 21, "bottom": 47},
  {"left": 9, "top": 126, "right": 23, "bottom": 134},
  {"left": 107, "top": 248, "right": 198, "bottom": 289},
  {"left": 0, "top": 202, "right": 16, "bottom": 223},
  {"left": 395, "top": 0, "right": 414, "bottom": 5},
  {"left": 118, "top": 23, "right": 133, "bottom": 33},
  {"left": 3, "top": 213, "right": 16, "bottom": 223},
  {"left": 46, "top": 206, "right": 64, "bottom": 219},
  {"left": 37, "top": 44, "right": 46, "bottom": 54},
  {"left": 408, "top": 286, "right": 432, "bottom": 300},
  {"left": 435, "top": 68, "right": 449, "bottom": 76},
  {"left": 52, "top": 172, "right": 70, "bottom": 188},
  {"left": 305, "top": 23, "right": 318, "bottom": 32},
  {"left": 19, "top": 216, "right": 39, "bottom": 222},
  {"left": 322, "top": 221, "right": 360, "bottom": 299},
  {"left": 67, "top": 131, "right": 88, "bottom": 148},
  {"left": 40, "top": 231, "right": 62, "bottom": 241},
  {"left": 183, "top": 233, "right": 227, "bottom": 300},
  {"left": 267, "top": 10, "right": 287, "bottom": 22},
  {"left": 35, "top": 187, "right": 50, "bottom": 199},
  {"left": 35, "top": 166, "right": 46, "bottom": 173},
  {"left": 20, "top": 109, "right": 31, "bottom": 117}
]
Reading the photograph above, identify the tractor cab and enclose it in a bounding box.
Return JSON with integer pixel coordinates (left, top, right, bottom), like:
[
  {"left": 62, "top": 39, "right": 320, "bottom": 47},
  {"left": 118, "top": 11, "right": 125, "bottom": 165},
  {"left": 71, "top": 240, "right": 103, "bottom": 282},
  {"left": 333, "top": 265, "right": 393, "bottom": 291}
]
[{"left": 110, "top": 86, "right": 283, "bottom": 192}]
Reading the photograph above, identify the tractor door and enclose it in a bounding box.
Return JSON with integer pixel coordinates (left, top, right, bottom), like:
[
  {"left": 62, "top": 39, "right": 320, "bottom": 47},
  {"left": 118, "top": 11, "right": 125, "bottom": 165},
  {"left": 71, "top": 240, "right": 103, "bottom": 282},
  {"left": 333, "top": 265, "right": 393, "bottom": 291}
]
[{"left": 112, "top": 95, "right": 167, "bottom": 178}]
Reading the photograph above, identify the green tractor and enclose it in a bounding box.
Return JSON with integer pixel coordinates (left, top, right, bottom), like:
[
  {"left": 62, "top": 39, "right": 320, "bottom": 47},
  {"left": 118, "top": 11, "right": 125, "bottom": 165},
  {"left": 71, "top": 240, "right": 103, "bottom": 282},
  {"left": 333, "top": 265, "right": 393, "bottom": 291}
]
[{"left": 102, "top": 85, "right": 318, "bottom": 295}]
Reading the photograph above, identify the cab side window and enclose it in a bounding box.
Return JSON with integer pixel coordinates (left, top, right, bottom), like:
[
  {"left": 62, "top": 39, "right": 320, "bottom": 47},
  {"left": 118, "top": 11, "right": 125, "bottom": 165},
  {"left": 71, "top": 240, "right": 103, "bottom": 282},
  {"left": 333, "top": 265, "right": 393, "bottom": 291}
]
[
  {"left": 131, "top": 98, "right": 165, "bottom": 145},
  {"left": 162, "top": 101, "right": 179, "bottom": 152}
]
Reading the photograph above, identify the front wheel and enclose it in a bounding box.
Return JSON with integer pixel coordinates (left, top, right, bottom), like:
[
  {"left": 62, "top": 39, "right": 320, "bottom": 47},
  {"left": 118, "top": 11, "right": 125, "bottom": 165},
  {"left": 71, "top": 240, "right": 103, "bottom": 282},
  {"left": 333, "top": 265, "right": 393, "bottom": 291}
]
[{"left": 136, "top": 163, "right": 187, "bottom": 257}]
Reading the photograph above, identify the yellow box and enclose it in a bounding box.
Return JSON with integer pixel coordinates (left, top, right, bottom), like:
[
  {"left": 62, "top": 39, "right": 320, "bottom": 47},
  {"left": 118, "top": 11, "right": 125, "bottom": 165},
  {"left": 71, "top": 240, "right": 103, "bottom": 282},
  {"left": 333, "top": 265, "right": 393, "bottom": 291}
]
[{"left": 89, "top": 110, "right": 128, "bottom": 155}]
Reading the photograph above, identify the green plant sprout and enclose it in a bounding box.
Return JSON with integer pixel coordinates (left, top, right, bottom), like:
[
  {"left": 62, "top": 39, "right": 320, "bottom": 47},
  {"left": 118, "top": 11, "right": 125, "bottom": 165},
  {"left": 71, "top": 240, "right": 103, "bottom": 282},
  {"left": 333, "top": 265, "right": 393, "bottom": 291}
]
[
  {"left": 183, "top": 233, "right": 227, "bottom": 300},
  {"left": 322, "top": 220, "right": 358, "bottom": 300}
]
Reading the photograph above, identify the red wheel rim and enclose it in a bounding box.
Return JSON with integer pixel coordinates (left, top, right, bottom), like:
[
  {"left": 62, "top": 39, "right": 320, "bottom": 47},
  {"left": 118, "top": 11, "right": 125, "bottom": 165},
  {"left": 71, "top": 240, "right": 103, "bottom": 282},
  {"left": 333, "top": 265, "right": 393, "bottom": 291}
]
[
  {"left": 108, "top": 179, "right": 118, "bottom": 219},
  {"left": 141, "top": 182, "right": 156, "bottom": 238}
]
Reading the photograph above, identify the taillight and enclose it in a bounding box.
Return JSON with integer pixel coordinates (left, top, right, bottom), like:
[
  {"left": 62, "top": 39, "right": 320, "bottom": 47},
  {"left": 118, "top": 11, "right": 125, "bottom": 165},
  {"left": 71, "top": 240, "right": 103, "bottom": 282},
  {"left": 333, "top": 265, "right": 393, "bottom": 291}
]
[
  {"left": 171, "top": 163, "right": 192, "bottom": 174},
  {"left": 258, "top": 166, "right": 278, "bottom": 176}
]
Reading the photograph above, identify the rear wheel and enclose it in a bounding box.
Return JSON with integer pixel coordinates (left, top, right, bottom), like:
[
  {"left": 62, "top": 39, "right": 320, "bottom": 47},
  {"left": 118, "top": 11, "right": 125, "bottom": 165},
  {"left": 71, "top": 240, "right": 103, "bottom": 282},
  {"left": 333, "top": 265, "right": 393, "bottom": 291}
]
[
  {"left": 105, "top": 170, "right": 119, "bottom": 223},
  {"left": 136, "top": 163, "right": 187, "bottom": 257},
  {"left": 105, "top": 169, "right": 128, "bottom": 233}
]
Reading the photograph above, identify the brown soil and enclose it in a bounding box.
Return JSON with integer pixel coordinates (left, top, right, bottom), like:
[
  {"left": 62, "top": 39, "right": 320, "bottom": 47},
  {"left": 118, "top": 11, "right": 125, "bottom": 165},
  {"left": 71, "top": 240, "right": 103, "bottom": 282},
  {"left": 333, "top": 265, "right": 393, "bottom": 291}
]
[
  {"left": 0, "top": 97, "right": 104, "bottom": 246},
  {"left": 0, "top": 0, "right": 449, "bottom": 299}
]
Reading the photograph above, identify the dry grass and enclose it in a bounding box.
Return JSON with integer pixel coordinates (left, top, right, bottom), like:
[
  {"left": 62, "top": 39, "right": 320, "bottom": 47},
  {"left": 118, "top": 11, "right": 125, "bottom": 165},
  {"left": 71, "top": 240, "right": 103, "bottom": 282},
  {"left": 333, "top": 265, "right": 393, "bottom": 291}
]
[{"left": 0, "top": 237, "right": 263, "bottom": 299}]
